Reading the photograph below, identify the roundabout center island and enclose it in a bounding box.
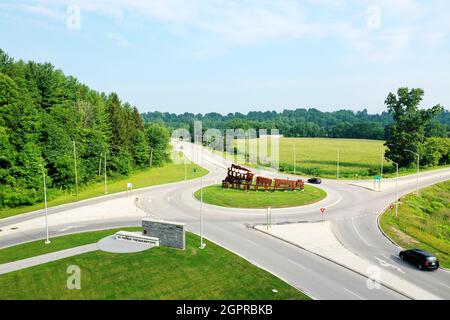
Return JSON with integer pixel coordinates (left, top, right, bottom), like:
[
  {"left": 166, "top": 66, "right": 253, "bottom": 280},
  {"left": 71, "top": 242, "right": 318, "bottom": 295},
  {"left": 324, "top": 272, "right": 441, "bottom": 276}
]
[{"left": 194, "top": 184, "right": 326, "bottom": 209}]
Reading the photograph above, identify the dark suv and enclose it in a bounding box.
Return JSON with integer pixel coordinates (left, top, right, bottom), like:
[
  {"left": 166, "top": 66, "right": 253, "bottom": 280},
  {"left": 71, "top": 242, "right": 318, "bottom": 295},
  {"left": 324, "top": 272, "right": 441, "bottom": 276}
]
[
  {"left": 399, "top": 249, "right": 439, "bottom": 271},
  {"left": 307, "top": 178, "right": 322, "bottom": 184}
]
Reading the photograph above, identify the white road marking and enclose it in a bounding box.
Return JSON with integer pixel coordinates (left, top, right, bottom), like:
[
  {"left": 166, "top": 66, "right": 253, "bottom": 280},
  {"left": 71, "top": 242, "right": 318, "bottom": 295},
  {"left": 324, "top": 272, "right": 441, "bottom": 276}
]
[
  {"left": 351, "top": 217, "right": 371, "bottom": 247},
  {"left": 375, "top": 257, "right": 405, "bottom": 274},
  {"left": 287, "top": 258, "right": 307, "bottom": 270},
  {"left": 439, "top": 282, "right": 450, "bottom": 290},
  {"left": 344, "top": 288, "right": 365, "bottom": 300}
]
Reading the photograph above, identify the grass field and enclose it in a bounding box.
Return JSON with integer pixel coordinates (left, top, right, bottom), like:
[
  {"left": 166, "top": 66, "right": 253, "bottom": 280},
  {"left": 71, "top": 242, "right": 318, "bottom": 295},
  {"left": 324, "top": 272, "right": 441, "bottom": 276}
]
[
  {"left": 194, "top": 184, "right": 326, "bottom": 209},
  {"left": 218, "top": 137, "right": 448, "bottom": 179},
  {"left": 0, "top": 158, "right": 208, "bottom": 219},
  {"left": 0, "top": 231, "right": 309, "bottom": 300},
  {"left": 379, "top": 180, "right": 450, "bottom": 268},
  {"left": 0, "top": 227, "right": 141, "bottom": 265}
]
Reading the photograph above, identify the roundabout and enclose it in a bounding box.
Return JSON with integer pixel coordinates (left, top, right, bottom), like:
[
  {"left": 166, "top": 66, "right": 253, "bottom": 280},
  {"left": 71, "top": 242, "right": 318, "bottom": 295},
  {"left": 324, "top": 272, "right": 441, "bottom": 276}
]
[{"left": 193, "top": 184, "right": 327, "bottom": 209}]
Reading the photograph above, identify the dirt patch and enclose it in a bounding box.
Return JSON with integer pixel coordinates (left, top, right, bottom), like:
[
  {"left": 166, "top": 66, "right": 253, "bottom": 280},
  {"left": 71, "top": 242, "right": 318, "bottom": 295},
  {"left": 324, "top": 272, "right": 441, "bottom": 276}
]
[{"left": 389, "top": 226, "right": 419, "bottom": 245}]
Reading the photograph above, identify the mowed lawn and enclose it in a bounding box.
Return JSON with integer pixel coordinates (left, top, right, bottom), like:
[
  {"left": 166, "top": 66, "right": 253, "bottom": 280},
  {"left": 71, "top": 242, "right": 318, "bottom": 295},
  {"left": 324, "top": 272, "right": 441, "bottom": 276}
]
[
  {"left": 0, "top": 232, "right": 309, "bottom": 300},
  {"left": 380, "top": 180, "right": 450, "bottom": 268},
  {"left": 230, "top": 137, "right": 389, "bottom": 179},
  {"left": 194, "top": 184, "right": 326, "bottom": 209},
  {"left": 0, "top": 159, "right": 208, "bottom": 219}
]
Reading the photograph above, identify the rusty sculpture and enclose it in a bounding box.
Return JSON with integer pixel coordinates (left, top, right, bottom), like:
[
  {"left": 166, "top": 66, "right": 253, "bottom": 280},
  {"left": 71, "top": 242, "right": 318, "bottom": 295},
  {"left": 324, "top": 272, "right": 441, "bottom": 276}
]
[
  {"left": 255, "top": 176, "right": 272, "bottom": 191},
  {"left": 222, "top": 164, "right": 254, "bottom": 190},
  {"left": 222, "top": 164, "right": 305, "bottom": 193},
  {"left": 273, "top": 178, "right": 304, "bottom": 191}
]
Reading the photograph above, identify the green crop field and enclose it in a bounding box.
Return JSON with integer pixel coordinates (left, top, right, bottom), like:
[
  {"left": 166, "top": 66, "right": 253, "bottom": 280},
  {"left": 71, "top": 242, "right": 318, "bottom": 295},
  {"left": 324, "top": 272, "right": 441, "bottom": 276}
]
[
  {"left": 379, "top": 180, "right": 450, "bottom": 268},
  {"left": 0, "top": 155, "right": 208, "bottom": 219},
  {"left": 194, "top": 184, "right": 326, "bottom": 209},
  {"left": 0, "top": 230, "right": 309, "bottom": 300},
  {"left": 229, "top": 137, "right": 389, "bottom": 179},
  {"left": 215, "top": 137, "right": 448, "bottom": 179}
]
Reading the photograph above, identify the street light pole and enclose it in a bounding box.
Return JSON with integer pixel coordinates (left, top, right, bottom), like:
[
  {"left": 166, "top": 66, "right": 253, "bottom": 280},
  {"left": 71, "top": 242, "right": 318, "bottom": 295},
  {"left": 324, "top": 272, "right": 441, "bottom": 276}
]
[
  {"left": 293, "top": 144, "right": 296, "bottom": 175},
  {"left": 405, "top": 149, "right": 420, "bottom": 195},
  {"left": 180, "top": 145, "right": 186, "bottom": 181},
  {"left": 199, "top": 176, "right": 206, "bottom": 249},
  {"left": 386, "top": 158, "right": 399, "bottom": 218},
  {"left": 337, "top": 148, "right": 340, "bottom": 180},
  {"left": 104, "top": 152, "right": 108, "bottom": 195},
  {"left": 39, "top": 164, "right": 51, "bottom": 244}
]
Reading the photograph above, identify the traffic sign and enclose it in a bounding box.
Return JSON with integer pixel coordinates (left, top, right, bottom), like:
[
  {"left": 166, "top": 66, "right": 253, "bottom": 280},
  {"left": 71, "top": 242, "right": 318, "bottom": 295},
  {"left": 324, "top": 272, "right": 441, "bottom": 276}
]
[
  {"left": 374, "top": 175, "right": 381, "bottom": 180},
  {"left": 320, "top": 207, "right": 326, "bottom": 214}
]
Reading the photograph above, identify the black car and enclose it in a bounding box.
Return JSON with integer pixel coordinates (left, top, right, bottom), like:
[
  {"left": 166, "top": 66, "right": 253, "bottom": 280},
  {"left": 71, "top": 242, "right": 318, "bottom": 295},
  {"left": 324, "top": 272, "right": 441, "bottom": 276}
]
[
  {"left": 399, "top": 249, "right": 439, "bottom": 271},
  {"left": 307, "top": 178, "right": 322, "bottom": 184}
]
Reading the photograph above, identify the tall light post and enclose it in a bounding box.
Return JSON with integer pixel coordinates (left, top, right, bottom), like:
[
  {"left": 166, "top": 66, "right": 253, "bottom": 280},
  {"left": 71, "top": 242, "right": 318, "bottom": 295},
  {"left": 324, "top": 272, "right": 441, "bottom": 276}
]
[
  {"left": 199, "top": 176, "right": 206, "bottom": 249},
  {"left": 405, "top": 149, "right": 420, "bottom": 195},
  {"left": 104, "top": 152, "right": 108, "bottom": 195},
  {"left": 337, "top": 148, "right": 340, "bottom": 180},
  {"left": 386, "top": 158, "right": 399, "bottom": 218},
  {"left": 180, "top": 144, "right": 187, "bottom": 181},
  {"left": 293, "top": 144, "right": 296, "bottom": 175},
  {"left": 39, "top": 164, "right": 51, "bottom": 244}
]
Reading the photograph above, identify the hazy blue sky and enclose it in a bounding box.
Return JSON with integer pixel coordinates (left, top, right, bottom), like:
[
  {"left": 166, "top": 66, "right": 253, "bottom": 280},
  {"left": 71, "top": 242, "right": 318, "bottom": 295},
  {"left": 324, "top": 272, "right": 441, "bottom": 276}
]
[{"left": 1, "top": 0, "right": 449, "bottom": 114}]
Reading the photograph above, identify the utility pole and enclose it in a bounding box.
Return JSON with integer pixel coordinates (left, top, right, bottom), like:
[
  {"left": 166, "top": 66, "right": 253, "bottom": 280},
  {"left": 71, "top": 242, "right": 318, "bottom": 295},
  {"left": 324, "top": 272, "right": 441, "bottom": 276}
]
[
  {"left": 380, "top": 146, "right": 384, "bottom": 179},
  {"left": 104, "top": 152, "right": 107, "bottom": 195},
  {"left": 405, "top": 149, "right": 420, "bottom": 195},
  {"left": 72, "top": 140, "right": 79, "bottom": 196},
  {"left": 39, "top": 164, "right": 51, "bottom": 244},
  {"left": 149, "top": 148, "right": 153, "bottom": 168},
  {"left": 98, "top": 152, "right": 102, "bottom": 180}
]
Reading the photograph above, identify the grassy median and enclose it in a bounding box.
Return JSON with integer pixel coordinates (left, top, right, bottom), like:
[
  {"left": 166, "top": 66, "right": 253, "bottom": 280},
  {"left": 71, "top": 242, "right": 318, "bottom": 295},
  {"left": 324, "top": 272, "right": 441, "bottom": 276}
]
[
  {"left": 380, "top": 180, "right": 450, "bottom": 268},
  {"left": 0, "top": 161, "right": 208, "bottom": 219},
  {"left": 194, "top": 184, "right": 326, "bottom": 209},
  {"left": 0, "top": 231, "right": 309, "bottom": 300}
]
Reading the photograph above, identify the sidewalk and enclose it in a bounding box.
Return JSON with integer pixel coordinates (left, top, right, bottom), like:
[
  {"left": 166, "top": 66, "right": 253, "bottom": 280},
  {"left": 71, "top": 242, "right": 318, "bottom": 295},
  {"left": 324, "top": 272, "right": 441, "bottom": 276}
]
[
  {"left": 0, "top": 243, "right": 98, "bottom": 275},
  {"left": 255, "top": 222, "right": 441, "bottom": 300}
]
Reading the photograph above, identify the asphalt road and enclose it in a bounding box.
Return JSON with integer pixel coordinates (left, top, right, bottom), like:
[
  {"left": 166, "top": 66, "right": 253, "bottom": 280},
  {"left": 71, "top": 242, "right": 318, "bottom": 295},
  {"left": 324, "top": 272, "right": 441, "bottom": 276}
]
[{"left": 0, "top": 141, "right": 449, "bottom": 300}]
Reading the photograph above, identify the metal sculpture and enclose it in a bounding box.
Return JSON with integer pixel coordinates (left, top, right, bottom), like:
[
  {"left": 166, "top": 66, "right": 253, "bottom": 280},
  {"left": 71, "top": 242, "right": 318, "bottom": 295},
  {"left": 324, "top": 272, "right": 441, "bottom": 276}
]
[
  {"left": 222, "top": 164, "right": 254, "bottom": 190},
  {"left": 273, "top": 178, "right": 304, "bottom": 191},
  {"left": 255, "top": 176, "right": 272, "bottom": 191}
]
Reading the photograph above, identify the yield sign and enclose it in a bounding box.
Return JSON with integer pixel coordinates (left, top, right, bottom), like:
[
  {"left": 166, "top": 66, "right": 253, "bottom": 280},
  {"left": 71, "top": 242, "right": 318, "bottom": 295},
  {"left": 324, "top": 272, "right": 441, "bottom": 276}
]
[{"left": 320, "top": 208, "right": 326, "bottom": 214}]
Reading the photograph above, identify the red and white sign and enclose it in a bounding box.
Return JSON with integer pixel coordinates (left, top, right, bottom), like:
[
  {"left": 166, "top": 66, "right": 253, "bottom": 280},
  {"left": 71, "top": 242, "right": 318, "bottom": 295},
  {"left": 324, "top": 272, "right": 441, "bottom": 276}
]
[{"left": 320, "top": 208, "right": 326, "bottom": 214}]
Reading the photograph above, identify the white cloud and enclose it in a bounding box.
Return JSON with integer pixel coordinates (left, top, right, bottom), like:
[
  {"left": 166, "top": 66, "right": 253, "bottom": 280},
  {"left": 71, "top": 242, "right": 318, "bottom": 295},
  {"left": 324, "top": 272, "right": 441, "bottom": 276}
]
[{"left": 7, "top": 0, "right": 450, "bottom": 61}]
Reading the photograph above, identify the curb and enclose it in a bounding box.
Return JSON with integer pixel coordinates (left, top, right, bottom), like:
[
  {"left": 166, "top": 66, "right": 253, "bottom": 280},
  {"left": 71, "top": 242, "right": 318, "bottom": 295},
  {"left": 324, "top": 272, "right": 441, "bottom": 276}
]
[
  {"left": 376, "top": 208, "right": 450, "bottom": 273},
  {"left": 252, "top": 224, "right": 416, "bottom": 300}
]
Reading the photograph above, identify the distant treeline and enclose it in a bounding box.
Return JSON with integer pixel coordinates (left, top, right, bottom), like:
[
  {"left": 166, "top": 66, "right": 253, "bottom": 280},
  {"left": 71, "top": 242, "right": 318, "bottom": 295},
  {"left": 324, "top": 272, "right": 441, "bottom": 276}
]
[
  {"left": 142, "top": 108, "right": 450, "bottom": 140},
  {"left": 0, "top": 49, "right": 170, "bottom": 209}
]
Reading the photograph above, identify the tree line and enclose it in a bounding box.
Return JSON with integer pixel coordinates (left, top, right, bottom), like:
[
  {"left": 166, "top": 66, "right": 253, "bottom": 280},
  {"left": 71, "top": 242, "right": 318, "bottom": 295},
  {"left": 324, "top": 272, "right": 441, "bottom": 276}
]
[
  {"left": 142, "top": 108, "right": 450, "bottom": 141},
  {"left": 0, "top": 49, "right": 170, "bottom": 209}
]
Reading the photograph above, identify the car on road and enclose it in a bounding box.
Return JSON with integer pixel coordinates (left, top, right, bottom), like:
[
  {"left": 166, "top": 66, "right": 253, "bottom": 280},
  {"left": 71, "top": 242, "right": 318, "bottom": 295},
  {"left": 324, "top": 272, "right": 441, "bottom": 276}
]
[
  {"left": 399, "top": 249, "right": 439, "bottom": 271},
  {"left": 307, "top": 178, "right": 322, "bottom": 184}
]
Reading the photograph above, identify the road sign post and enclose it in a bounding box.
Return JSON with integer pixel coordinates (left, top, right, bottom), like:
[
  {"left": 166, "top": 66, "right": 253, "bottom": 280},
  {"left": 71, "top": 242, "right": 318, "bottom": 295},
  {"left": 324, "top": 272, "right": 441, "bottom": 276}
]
[{"left": 320, "top": 207, "right": 326, "bottom": 224}]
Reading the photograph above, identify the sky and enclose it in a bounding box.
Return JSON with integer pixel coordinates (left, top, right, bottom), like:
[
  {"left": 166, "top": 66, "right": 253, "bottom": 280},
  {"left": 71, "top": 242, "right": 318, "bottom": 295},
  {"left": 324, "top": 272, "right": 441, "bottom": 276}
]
[{"left": 0, "top": 0, "right": 449, "bottom": 115}]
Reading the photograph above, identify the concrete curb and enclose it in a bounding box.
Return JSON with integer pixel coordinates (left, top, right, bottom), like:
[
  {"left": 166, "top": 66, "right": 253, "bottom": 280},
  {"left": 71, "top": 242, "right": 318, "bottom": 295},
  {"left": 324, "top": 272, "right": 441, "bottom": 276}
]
[{"left": 252, "top": 224, "right": 415, "bottom": 300}]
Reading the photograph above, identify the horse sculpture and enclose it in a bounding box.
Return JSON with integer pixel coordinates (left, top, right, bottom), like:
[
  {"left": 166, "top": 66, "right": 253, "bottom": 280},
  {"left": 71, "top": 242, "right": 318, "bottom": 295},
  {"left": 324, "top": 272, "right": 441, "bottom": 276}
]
[{"left": 255, "top": 176, "right": 272, "bottom": 191}]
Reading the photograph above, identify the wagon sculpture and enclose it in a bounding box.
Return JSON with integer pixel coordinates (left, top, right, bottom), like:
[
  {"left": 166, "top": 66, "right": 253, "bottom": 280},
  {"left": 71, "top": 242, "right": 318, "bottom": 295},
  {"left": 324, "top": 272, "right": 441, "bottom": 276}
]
[
  {"left": 255, "top": 176, "right": 304, "bottom": 192},
  {"left": 222, "top": 164, "right": 254, "bottom": 190}
]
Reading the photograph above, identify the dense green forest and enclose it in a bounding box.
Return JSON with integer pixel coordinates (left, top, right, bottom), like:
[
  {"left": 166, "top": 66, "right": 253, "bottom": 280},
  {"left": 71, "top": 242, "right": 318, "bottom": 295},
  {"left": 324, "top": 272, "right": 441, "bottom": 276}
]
[
  {"left": 0, "top": 49, "right": 170, "bottom": 209},
  {"left": 142, "top": 107, "right": 450, "bottom": 140}
]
